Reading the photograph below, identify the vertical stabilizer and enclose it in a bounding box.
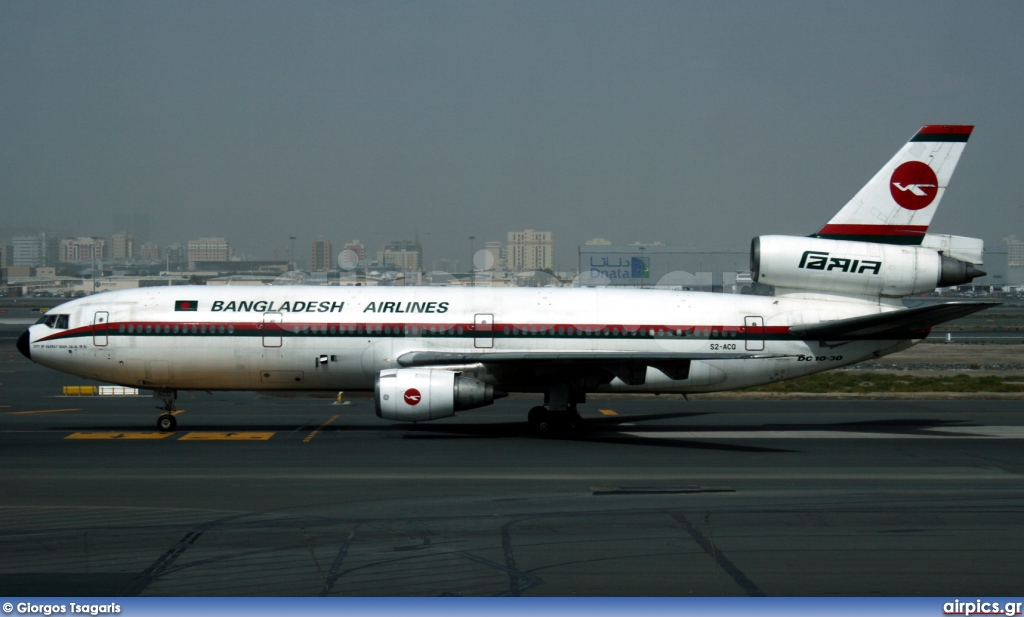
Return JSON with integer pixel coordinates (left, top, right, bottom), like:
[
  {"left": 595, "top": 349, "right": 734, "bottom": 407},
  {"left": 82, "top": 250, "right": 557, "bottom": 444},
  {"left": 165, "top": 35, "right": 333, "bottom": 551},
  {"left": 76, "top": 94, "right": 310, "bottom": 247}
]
[{"left": 815, "top": 125, "right": 972, "bottom": 245}]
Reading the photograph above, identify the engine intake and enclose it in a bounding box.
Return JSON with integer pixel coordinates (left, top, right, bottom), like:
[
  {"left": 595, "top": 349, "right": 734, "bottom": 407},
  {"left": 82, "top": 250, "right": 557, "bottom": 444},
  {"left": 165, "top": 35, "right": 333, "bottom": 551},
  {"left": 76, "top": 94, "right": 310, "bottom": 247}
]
[
  {"left": 375, "top": 368, "right": 505, "bottom": 422},
  {"left": 751, "top": 235, "right": 984, "bottom": 297}
]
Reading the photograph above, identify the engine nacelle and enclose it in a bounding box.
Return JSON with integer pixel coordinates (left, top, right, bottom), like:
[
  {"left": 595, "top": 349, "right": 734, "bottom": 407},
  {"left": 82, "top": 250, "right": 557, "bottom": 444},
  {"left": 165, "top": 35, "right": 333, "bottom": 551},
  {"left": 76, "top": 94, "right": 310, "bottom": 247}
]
[
  {"left": 751, "top": 235, "right": 984, "bottom": 297},
  {"left": 374, "top": 368, "right": 503, "bottom": 421}
]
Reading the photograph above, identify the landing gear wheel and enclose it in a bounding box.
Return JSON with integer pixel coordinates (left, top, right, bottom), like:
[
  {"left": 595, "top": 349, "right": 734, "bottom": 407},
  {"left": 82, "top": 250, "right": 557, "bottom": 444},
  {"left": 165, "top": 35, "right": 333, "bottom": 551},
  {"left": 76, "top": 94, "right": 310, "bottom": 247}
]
[
  {"left": 157, "top": 413, "right": 176, "bottom": 432},
  {"left": 562, "top": 408, "right": 583, "bottom": 434},
  {"left": 528, "top": 406, "right": 554, "bottom": 436}
]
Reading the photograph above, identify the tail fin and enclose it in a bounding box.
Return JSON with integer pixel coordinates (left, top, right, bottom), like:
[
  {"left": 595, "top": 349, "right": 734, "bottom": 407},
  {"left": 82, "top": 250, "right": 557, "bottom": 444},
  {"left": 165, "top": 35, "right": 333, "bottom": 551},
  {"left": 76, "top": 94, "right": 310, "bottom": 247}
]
[{"left": 815, "top": 125, "right": 973, "bottom": 245}]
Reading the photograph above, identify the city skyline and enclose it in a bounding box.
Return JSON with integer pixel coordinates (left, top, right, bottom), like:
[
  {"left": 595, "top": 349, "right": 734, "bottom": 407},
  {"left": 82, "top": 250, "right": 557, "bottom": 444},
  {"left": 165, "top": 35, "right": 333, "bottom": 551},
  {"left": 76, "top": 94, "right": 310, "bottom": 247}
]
[
  {"left": 2, "top": 3, "right": 1022, "bottom": 271},
  {"left": 0, "top": 221, "right": 722, "bottom": 273}
]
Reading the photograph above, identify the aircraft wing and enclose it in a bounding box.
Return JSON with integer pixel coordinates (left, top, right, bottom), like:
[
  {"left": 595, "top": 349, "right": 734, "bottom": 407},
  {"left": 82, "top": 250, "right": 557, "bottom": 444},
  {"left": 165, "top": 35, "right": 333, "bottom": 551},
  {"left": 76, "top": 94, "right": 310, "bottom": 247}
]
[
  {"left": 789, "top": 301, "right": 999, "bottom": 340},
  {"left": 397, "top": 351, "right": 772, "bottom": 367},
  {"left": 396, "top": 350, "right": 780, "bottom": 384}
]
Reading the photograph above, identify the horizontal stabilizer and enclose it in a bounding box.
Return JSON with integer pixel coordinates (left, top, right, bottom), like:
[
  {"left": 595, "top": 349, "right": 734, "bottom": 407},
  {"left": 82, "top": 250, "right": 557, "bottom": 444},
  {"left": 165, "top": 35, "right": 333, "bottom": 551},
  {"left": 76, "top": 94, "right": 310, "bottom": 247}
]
[
  {"left": 789, "top": 301, "right": 999, "bottom": 340},
  {"left": 920, "top": 234, "right": 984, "bottom": 265}
]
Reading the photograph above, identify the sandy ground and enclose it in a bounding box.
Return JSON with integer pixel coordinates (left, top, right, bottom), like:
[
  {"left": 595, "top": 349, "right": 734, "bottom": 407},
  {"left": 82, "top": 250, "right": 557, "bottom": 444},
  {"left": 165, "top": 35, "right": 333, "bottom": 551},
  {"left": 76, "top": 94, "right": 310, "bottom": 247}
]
[
  {"left": 855, "top": 342, "right": 1024, "bottom": 378},
  {"left": 860, "top": 342, "right": 1024, "bottom": 366},
  {"left": 690, "top": 342, "right": 1024, "bottom": 399}
]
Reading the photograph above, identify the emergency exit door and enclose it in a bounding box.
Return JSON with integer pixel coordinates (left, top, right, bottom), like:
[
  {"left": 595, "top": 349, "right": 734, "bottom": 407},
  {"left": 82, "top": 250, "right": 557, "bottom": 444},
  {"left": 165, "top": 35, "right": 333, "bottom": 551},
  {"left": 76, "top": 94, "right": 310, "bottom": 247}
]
[
  {"left": 263, "top": 312, "right": 282, "bottom": 347},
  {"left": 474, "top": 314, "right": 494, "bottom": 348}
]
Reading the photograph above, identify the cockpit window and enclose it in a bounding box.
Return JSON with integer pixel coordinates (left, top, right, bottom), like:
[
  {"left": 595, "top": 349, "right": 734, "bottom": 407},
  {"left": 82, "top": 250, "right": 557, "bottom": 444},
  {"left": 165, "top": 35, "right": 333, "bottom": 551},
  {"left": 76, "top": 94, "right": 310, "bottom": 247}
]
[{"left": 38, "top": 314, "right": 70, "bottom": 329}]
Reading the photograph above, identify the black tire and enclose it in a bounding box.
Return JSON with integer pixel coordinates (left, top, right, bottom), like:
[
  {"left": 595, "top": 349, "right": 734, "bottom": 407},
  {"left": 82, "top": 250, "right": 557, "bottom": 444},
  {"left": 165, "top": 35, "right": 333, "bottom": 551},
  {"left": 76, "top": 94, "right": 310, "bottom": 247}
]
[
  {"left": 528, "top": 406, "right": 554, "bottom": 436},
  {"left": 157, "top": 414, "right": 176, "bottom": 432},
  {"left": 562, "top": 408, "right": 583, "bottom": 434}
]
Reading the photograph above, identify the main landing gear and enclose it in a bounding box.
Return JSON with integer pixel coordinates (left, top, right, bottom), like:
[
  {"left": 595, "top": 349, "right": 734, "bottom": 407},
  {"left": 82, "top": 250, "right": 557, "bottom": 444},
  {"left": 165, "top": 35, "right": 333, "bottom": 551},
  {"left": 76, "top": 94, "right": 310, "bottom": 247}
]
[
  {"left": 155, "top": 389, "right": 178, "bottom": 432},
  {"left": 527, "top": 406, "right": 583, "bottom": 437},
  {"left": 527, "top": 382, "right": 586, "bottom": 436}
]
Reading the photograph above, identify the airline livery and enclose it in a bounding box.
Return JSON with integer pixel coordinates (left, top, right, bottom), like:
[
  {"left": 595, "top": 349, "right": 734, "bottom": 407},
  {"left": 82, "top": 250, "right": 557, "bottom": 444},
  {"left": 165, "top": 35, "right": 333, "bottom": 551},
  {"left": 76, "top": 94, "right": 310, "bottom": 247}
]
[{"left": 17, "top": 125, "right": 995, "bottom": 434}]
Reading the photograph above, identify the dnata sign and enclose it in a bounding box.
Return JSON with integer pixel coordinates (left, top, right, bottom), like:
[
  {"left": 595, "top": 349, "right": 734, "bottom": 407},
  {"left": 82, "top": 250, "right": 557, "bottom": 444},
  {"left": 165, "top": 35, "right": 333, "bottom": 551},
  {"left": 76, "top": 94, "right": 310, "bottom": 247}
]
[{"left": 588, "top": 256, "right": 650, "bottom": 280}]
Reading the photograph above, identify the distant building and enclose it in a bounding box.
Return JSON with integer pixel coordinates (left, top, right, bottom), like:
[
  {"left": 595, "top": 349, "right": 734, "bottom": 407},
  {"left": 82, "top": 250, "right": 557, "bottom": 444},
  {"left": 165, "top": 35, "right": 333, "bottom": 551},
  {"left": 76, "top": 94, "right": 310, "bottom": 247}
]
[
  {"left": 1006, "top": 235, "right": 1024, "bottom": 285},
  {"left": 579, "top": 244, "right": 749, "bottom": 291},
  {"left": 187, "top": 237, "right": 231, "bottom": 269},
  {"left": 432, "top": 258, "right": 460, "bottom": 273},
  {"left": 139, "top": 242, "right": 161, "bottom": 261},
  {"left": 165, "top": 243, "right": 186, "bottom": 268},
  {"left": 13, "top": 233, "right": 59, "bottom": 267},
  {"left": 482, "top": 240, "right": 505, "bottom": 271},
  {"left": 379, "top": 240, "right": 422, "bottom": 271},
  {"left": 310, "top": 236, "right": 333, "bottom": 272},
  {"left": 343, "top": 240, "right": 366, "bottom": 261},
  {"left": 507, "top": 229, "right": 553, "bottom": 272},
  {"left": 584, "top": 237, "right": 612, "bottom": 246},
  {"left": 5, "top": 265, "right": 34, "bottom": 278},
  {"left": 111, "top": 232, "right": 135, "bottom": 260},
  {"left": 0, "top": 241, "right": 12, "bottom": 269},
  {"left": 190, "top": 261, "right": 287, "bottom": 275},
  {"left": 59, "top": 237, "right": 107, "bottom": 262}
]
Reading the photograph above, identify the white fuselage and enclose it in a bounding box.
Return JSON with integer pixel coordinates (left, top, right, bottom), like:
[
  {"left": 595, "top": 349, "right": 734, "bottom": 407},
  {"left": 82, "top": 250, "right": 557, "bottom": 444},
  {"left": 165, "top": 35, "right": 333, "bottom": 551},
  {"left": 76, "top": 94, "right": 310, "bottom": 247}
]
[{"left": 25, "top": 285, "right": 913, "bottom": 394}]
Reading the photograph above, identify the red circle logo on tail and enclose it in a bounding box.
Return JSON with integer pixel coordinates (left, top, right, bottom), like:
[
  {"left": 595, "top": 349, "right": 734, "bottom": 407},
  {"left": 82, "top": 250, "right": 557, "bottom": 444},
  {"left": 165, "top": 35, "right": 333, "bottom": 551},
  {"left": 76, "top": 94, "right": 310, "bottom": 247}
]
[
  {"left": 403, "top": 388, "right": 422, "bottom": 406},
  {"left": 890, "top": 161, "right": 939, "bottom": 210}
]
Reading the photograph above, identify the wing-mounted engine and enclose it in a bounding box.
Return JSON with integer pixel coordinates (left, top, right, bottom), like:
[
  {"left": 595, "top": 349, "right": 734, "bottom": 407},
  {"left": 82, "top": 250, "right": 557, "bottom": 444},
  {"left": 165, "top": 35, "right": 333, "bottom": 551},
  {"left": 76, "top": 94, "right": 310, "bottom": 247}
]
[
  {"left": 374, "top": 368, "right": 506, "bottom": 421},
  {"left": 751, "top": 235, "right": 985, "bottom": 298}
]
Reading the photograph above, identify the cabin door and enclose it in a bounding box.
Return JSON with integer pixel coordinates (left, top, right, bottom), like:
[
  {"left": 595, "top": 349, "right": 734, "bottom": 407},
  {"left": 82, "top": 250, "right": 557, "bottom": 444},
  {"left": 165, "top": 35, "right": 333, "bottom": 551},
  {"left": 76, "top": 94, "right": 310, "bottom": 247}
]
[
  {"left": 744, "top": 316, "right": 765, "bottom": 351},
  {"left": 92, "top": 311, "right": 109, "bottom": 346}
]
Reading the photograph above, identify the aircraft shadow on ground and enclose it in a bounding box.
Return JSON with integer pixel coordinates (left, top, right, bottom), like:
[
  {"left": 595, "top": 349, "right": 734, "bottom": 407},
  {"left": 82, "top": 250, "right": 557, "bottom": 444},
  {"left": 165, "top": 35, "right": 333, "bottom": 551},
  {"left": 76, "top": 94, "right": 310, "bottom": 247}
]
[
  {"left": 51, "top": 415, "right": 980, "bottom": 454},
  {"left": 376, "top": 414, "right": 981, "bottom": 452}
]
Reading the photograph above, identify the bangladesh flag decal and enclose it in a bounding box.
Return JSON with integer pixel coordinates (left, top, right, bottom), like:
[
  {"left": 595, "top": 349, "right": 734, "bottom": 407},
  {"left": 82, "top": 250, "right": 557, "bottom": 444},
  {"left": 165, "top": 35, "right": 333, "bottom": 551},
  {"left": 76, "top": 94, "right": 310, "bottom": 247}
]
[{"left": 175, "top": 300, "right": 199, "bottom": 312}]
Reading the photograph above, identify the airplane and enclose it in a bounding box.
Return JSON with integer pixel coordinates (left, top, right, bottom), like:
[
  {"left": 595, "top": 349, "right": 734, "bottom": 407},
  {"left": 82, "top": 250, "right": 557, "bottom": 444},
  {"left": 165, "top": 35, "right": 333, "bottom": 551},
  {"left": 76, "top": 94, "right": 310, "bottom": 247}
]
[{"left": 17, "top": 125, "right": 996, "bottom": 435}]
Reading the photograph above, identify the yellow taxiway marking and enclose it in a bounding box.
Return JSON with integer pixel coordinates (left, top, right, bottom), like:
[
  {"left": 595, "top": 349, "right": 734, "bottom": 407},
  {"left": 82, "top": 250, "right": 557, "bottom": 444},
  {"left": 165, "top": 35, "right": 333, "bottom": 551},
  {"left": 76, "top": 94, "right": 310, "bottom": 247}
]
[
  {"left": 304, "top": 414, "right": 339, "bottom": 443},
  {"left": 171, "top": 409, "right": 185, "bottom": 415},
  {"left": 178, "top": 432, "right": 275, "bottom": 441},
  {"left": 598, "top": 409, "right": 618, "bottom": 416},
  {"left": 66, "top": 431, "right": 173, "bottom": 440},
  {"left": 10, "top": 408, "right": 82, "bottom": 415}
]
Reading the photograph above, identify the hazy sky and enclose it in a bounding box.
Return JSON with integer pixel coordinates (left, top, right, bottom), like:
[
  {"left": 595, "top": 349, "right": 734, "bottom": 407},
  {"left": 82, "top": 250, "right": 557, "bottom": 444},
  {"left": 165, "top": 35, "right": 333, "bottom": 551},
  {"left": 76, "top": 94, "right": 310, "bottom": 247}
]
[{"left": 2, "top": 1, "right": 1022, "bottom": 269}]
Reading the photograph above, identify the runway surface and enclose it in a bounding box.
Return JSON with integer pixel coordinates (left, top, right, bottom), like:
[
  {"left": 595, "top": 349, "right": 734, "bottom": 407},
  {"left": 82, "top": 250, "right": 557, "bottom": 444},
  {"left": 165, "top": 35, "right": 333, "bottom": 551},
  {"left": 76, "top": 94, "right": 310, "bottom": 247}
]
[{"left": 1, "top": 330, "right": 1022, "bottom": 596}]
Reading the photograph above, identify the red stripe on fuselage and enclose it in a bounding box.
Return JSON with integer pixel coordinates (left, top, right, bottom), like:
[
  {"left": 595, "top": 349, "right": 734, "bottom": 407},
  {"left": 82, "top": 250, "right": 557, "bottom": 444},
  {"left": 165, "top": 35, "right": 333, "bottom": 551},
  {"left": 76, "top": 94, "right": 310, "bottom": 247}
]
[{"left": 33, "top": 320, "right": 791, "bottom": 342}]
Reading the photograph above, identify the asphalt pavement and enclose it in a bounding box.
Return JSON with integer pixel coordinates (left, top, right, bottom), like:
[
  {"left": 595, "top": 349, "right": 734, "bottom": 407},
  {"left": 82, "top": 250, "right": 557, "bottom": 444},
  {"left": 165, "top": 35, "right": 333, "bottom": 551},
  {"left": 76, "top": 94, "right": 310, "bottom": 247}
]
[{"left": 1, "top": 329, "right": 1022, "bottom": 596}]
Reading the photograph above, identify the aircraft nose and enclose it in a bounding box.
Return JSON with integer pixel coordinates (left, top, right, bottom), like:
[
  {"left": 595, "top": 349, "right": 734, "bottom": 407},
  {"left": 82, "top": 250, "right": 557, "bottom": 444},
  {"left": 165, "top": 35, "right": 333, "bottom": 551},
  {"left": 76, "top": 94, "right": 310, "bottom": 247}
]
[{"left": 16, "top": 329, "right": 31, "bottom": 361}]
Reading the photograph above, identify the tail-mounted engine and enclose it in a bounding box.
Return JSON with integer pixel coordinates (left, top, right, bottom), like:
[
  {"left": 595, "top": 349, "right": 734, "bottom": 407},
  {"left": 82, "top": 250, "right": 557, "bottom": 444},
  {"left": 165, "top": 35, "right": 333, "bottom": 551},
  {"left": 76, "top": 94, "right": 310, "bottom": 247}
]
[
  {"left": 375, "top": 368, "right": 505, "bottom": 421},
  {"left": 751, "top": 235, "right": 985, "bottom": 297}
]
